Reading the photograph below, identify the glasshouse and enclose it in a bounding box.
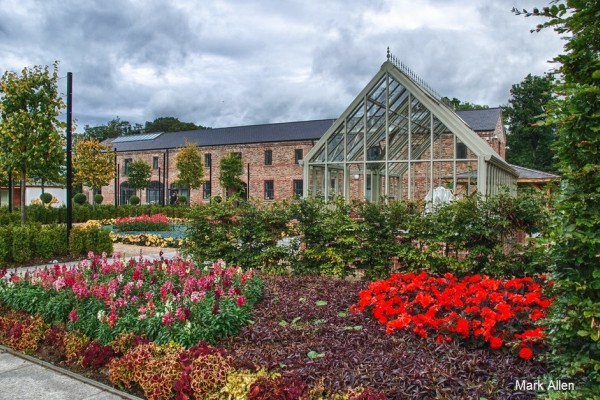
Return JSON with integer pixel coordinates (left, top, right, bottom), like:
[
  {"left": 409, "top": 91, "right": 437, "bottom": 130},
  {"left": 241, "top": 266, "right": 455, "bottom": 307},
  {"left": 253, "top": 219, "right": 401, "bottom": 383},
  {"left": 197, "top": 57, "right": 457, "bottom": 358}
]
[{"left": 303, "top": 52, "right": 518, "bottom": 202}]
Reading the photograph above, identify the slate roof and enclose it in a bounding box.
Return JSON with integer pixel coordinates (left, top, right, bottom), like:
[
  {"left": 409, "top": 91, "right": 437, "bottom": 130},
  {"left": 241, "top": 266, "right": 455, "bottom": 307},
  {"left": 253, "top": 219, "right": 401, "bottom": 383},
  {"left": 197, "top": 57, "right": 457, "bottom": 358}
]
[
  {"left": 455, "top": 108, "right": 501, "bottom": 132},
  {"left": 108, "top": 119, "right": 336, "bottom": 152},
  {"left": 108, "top": 108, "right": 500, "bottom": 152},
  {"left": 452, "top": 164, "right": 560, "bottom": 181},
  {"left": 509, "top": 164, "right": 560, "bottom": 180}
]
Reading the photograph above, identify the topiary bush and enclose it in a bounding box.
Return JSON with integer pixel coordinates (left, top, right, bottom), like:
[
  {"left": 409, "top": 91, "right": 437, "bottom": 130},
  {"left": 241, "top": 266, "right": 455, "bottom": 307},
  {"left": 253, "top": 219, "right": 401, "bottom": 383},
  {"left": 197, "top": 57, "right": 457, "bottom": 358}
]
[
  {"left": 73, "top": 193, "right": 87, "bottom": 205},
  {"left": 39, "top": 192, "right": 53, "bottom": 205},
  {"left": 93, "top": 194, "right": 103, "bottom": 205},
  {"left": 128, "top": 195, "right": 140, "bottom": 205}
]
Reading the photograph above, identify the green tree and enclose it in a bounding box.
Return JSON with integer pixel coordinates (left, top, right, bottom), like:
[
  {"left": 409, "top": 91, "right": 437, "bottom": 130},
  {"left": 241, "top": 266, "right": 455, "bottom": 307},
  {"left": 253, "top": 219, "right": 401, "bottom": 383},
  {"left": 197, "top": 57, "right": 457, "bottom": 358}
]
[
  {"left": 0, "top": 62, "right": 65, "bottom": 224},
  {"left": 175, "top": 142, "right": 204, "bottom": 193},
  {"left": 442, "top": 97, "right": 489, "bottom": 111},
  {"left": 126, "top": 159, "right": 152, "bottom": 200},
  {"left": 144, "top": 117, "right": 206, "bottom": 133},
  {"left": 73, "top": 139, "right": 115, "bottom": 208},
  {"left": 82, "top": 117, "right": 143, "bottom": 141},
  {"left": 504, "top": 74, "right": 556, "bottom": 171},
  {"left": 219, "top": 152, "right": 245, "bottom": 198},
  {"left": 515, "top": 2, "right": 600, "bottom": 395}
]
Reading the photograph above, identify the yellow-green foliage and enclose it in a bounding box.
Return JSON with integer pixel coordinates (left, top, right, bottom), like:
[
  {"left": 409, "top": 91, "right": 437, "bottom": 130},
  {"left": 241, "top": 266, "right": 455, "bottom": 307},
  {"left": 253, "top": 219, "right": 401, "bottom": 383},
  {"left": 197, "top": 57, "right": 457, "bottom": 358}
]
[
  {"left": 108, "top": 342, "right": 182, "bottom": 400},
  {"left": 220, "top": 368, "right": 273, "bottom": 400},
  {"left": 189, "top": 352, "right": 233, "bottom": 399},
  {"left": 0, "top": 311, "right": 48, "bottom": 354},
  {"left": 63, "top": 330, "right": 90, "bottom": 363}
]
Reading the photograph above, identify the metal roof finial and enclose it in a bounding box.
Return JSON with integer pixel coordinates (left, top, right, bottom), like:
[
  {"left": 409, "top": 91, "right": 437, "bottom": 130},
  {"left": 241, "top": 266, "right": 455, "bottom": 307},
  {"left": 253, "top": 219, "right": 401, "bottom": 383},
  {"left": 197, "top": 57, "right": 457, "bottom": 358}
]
[{"left": 386, "top": 47, "right": 390, "bottom": 61}]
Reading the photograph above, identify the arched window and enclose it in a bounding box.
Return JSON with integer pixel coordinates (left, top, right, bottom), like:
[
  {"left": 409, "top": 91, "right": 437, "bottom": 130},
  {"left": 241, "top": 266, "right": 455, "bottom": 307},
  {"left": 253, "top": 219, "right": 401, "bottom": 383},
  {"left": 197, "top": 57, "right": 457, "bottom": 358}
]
[
  {"left": 120, "top": 182, "right": 135, "bottom": 205},
  {"left": 146, "top": 181, "right": 164, "bottom": 205}
]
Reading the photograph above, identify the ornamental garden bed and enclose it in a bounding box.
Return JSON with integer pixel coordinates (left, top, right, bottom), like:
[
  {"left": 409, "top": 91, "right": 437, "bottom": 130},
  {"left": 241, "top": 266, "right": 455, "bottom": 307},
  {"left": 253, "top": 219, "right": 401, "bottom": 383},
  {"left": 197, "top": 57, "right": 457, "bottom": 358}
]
[
  {"left": 99, "top": 214, "right": 188, "bottom": 248},
  {"left": 0, "top": 254, "right": 551, "bottom": 399}
]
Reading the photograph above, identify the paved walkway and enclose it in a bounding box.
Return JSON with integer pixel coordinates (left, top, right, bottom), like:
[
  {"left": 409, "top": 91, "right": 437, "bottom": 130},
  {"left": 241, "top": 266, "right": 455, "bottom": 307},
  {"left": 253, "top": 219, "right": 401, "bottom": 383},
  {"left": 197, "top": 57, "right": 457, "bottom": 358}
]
[
  {"left": 0, "top": 347, "right": 141, "bottom": 399},
  {"left": 0, "top": 244, "right": 181, "bottom": 400}
]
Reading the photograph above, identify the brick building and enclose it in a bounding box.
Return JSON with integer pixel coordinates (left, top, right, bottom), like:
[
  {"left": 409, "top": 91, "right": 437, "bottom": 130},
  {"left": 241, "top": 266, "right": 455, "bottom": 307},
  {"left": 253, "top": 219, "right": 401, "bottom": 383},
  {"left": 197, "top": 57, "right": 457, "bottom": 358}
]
[
  {"left": 99, "top": 108, "right": 506, "bottom": 206},
  {"left": 99, "top": 57, "right": 517, "bottom": 205}
]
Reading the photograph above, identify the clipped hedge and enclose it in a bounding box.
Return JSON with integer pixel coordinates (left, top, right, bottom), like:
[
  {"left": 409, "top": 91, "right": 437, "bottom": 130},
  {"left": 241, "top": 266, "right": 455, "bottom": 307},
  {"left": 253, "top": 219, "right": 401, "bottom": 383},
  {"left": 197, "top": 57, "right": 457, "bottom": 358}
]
[
  {"left": 0, "top": 223, "right": 112, "bottom": 263},
  {"left": 0, "top": 224, "right": 68, "bottom": 263},
  {"left": 0, "top": 204, "right": 191, "bottom": 225},
  {"left": 69, "top": 225, "right": 113, "bottom": 257}
]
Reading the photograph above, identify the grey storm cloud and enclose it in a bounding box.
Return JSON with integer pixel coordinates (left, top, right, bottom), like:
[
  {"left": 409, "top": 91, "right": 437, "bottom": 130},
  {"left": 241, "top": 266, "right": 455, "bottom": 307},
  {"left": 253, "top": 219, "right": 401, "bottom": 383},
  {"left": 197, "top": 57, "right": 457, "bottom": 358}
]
[{"left": 0, "top": 0, "right": 564, "bottom": 131}]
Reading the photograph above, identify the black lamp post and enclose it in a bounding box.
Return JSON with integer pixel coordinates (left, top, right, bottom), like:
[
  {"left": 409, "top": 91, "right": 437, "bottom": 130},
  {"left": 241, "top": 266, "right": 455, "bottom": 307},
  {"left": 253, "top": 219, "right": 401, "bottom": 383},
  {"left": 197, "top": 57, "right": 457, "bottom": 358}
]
[{"left": 66, "top": 72, "right": 73, "bottom": 247}]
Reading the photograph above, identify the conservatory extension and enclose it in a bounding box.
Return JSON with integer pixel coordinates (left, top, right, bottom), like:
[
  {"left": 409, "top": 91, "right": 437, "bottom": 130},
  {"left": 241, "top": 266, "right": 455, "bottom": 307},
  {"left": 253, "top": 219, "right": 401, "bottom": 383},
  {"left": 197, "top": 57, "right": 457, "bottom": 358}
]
[{"left": 303, "top": 54, "right": 518, "bottom": 203}]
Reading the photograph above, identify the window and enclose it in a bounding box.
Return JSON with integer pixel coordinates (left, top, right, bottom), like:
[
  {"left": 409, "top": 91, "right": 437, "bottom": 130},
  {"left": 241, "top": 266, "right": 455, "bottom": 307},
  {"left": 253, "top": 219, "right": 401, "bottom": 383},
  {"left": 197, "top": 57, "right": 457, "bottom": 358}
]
[
  {"left": 169, "top": 183, "right": 189, "bottom": 204},
  {"left": 293, "top": 179, "right": 303, "bottom": 198},
  {"left": 153, "top": 156, "right": 159, "bottom": 169},
  {"left": 146, "top": 181, "right": 163, "bottom": 204},
  {"left": 203, "top": 181, "right": 211, "bottom": 200},
  {"left": 204, "top": 153, "right": 212, "bottom": 168},
  {"left": 123, "top": 158, "right": 132, "bottom": 176},
  {"left": 120, "top": 182, "right": 135, "bottom": 204},
  {"left": 264, "top": 150, "right": 272, "bottom": 166},
  {"left": 294, "top": 149, "right": 303, "bottom": 164},
  {"left": 264, "top": 180, "right": 274, "bottom": 200},
  {"left": 456, "top": 142, "right": 467, "bottom": 159}
]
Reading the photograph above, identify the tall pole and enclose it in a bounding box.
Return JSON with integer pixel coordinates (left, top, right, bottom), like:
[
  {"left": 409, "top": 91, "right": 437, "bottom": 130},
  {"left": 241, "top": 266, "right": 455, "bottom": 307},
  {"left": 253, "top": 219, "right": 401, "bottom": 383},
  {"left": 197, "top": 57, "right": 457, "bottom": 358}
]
[
  {"left": 246, "top": 162, "right": 250, "bottom": 200},
  {"left": 114, "top": 149, "right": 118, "bottom": 207},
  {"left": 66, "top": 72, "right": 73, "bottom": 247},
  {"left": 7, "top": 171, "right": 13, "bottom": 212}
]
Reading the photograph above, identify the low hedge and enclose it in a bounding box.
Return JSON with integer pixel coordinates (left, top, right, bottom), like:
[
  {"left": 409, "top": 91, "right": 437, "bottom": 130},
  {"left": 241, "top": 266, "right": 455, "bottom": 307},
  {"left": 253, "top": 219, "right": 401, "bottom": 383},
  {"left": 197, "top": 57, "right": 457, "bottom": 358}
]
[
  {"left": 0, "top": 204, "right": 191, "bottom": 225},
  {"left": 0, "top": 224, "right": 68, "bottom": 263},
  {"left": 0, "top": 224, "right": 112, "bottom": 263}
]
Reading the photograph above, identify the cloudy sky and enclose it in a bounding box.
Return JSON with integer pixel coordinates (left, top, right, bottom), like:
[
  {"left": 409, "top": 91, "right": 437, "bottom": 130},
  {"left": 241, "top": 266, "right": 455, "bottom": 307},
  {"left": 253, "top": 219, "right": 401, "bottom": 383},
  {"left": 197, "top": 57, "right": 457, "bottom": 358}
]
[{"left": 1, "top": 0, "right": 564, "bottom": 131}]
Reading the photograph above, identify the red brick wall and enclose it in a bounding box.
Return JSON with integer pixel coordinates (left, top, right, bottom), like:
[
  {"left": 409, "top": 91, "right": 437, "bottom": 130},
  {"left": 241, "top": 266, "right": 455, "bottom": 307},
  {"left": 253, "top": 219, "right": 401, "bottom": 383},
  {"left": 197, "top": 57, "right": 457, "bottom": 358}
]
[{"left": 100, "top": 141, "right": 315, "bottom": 206}]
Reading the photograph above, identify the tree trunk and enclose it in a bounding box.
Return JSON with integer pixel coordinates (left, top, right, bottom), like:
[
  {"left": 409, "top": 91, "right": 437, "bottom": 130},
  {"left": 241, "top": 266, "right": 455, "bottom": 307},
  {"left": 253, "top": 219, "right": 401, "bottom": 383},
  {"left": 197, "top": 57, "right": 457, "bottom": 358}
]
[{"left": 20, "top": 169, "right": 26, "bottom": 225}]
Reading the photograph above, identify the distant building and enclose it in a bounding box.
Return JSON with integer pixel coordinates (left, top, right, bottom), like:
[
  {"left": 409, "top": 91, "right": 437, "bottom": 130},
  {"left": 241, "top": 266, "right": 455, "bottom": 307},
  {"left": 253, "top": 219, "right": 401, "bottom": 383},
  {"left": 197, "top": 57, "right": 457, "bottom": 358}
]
[{"left": 98, "top": 56, "right": 555, "bottom": 206}]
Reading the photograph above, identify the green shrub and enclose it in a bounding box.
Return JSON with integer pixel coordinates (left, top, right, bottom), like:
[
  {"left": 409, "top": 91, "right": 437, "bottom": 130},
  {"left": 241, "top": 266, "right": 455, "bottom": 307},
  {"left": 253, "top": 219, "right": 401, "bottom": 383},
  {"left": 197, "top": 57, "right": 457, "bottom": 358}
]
[
  {"left": 11, "top": 225, "right": 34, "bottom": 263},
  {"left": 39, "top": 192, "right": 53, "bottom": 205},
  {"left": 291, "top": 196, "right": 360, "bottom": 277},
  {"left": 0, "top": 225, "right": 10, "bottom": 263},
  {"left": 73, "top": 193, "right": 87, "bottom": 205},
  {"left": 129, "top": 195, "right": 140, "bottom": 205},
  {"left": 32, "top": 228, "right": 55, "bottom": 259},
  {"left": 93, "top": 194, "right": 104, "bottom": 205},
  {"left": 69, "top": 226, "right": 113, "bottom": 257}
]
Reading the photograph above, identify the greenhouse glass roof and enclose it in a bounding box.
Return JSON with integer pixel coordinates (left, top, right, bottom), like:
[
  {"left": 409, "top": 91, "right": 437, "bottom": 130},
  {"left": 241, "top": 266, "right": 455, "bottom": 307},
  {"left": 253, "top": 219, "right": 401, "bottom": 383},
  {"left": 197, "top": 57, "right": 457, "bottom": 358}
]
[{"left": 303, "top": 52, "right": 517, "bottom": 202}]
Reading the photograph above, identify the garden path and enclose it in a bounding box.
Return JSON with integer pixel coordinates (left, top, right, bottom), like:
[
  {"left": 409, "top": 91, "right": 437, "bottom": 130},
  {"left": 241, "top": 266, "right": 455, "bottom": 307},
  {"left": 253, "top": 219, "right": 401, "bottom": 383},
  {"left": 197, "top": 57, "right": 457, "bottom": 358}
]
[{"left": 0, "top": 346, "right": 141, "bottom": 399}]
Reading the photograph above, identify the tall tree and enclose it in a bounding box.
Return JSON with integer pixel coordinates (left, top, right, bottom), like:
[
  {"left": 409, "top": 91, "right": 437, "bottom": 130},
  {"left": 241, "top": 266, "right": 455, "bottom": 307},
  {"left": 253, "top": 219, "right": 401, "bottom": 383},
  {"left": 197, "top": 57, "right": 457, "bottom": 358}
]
[
  {"left": 442, "top": 97, "right": 489, "bottom": 111},
  {"left": 73, "top": 139, "right": 115, "bottom": 207},
  {"left": 504, "top": 74, "right": 555, "bottom": 171},
  {"left": 144, "top": 117, "right": 205, "bottom": 133},
  {"left": 126, "top": 159, "right": 152, "bottom": 200},
  {"left": 82, "top": 117, "right": 143, "bottom": 141},
  {"left": 515, "top": 2, "right": 600, "bottom": 395},
  {"left": 175, "top": 142, "right": 204, "bottom": 193},
  {"left": 219, "top": 152, "right": 245, "bottom": 198},
  {"left": 0, "top": 62, "right": 65, "bottom": 224}
]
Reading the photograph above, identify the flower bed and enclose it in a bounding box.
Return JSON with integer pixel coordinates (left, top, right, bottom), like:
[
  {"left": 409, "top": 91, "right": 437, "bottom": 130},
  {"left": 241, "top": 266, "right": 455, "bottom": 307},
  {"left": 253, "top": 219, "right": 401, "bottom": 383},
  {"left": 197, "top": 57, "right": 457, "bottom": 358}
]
[
  {"left": 0, "top": 273, "right": 549, "bottom": 399},
  {"left": 114, "top": 213, "right": 172, "bottom": 232},
  {"left": 109, "top": 232, "right": 185, "bottom": 248},
  {"left": 350, "top": 272, "right": 553, "bottom": 359},
  {"left": 0, "top": 254, "right": 261, "bottom": 347}
]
